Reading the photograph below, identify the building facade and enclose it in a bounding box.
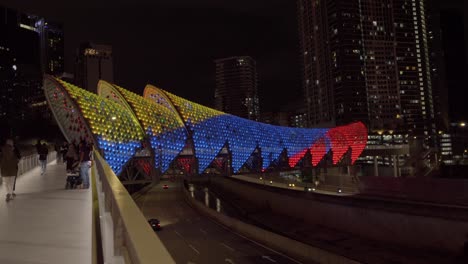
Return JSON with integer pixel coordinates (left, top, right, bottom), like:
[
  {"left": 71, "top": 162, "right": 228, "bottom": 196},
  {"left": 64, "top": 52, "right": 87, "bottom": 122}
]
[
  {"left": 0, "top": 6, "right": 59, "bottom": 137},
  {"left": 75, "top": 42, "right": 114, "bottom": 94},
  {"left": 260, "top": 98, "right": 308, "bottom": 128},
  {"left": 297, "top": 0, "right": 437, "bottom": 141},
  {"left": 41, "top": 21, "right": 64, "bottom": 75},
  {"left": 214, "top": 56, "right": 260, "bottom": 121}
]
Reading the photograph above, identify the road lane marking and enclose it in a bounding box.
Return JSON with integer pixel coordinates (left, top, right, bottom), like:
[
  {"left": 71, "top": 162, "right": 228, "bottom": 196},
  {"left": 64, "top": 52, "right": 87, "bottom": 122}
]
[
  {"left": 199, "top": 228, "right": 208, "bottom": 235},
  {"left": 189, "top": 244, "right": 200, "bottom": 254},
  {"left": 174, "top": 230, "right": 183, "bottom": 238},
  {"left": 262, "top": 255, "right": 277, "bottom": 263},
  {"left": 221, "top": 242, "right": 235, "bottom": 251},
  {"left": 225, "top": 258, "right": 235, "bottom": 264},
  {"left": 208, "top": 220, "right": 303, "bottom": 264}
]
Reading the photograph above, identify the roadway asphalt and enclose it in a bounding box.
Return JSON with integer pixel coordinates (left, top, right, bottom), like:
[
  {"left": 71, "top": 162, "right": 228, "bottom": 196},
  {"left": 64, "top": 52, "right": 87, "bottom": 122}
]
[
  {"left": 133, "top": 178, "right": 466, "bottom": 264},
  {"left": 133, "top": 180, "right": 308, "bottom": 264},
  {"left": 205, "top": 180, "right": 463, "bottom": 264}
]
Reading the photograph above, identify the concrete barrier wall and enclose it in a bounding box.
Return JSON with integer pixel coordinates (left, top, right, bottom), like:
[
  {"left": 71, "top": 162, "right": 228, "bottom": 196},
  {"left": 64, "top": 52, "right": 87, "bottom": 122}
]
[
  {"left": 182, "top": 186, "right": 361, "bottom": 264},
  {"left": 358, "top": 177, "right": 468, "bottom": 206},
  {"left": 94, "top": 151, "right": 176, "bottom": 264},
  {"left": 211, "top": 177, "right": 468, "bottom": 254},
  {"left": 240, "top": 167, "right": 358, "bottom": 192}
]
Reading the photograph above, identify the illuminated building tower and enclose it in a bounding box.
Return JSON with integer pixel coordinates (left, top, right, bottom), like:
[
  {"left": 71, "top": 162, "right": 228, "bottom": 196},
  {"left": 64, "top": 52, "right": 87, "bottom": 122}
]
[
  {"left": 426, "top": 1, "right": 448, "bottom": 134},
  {"left": 260, "top": 99, "right": 307, "bottom": 128},
  {"left": 0, "top": 36, "right": 16, "bottom": 125},
  {"left": 214, "top": 56, "right": 260, "bottom": 121},
  {"left": 297, "top": 0, "right": 436, "bottom": 142},
  {"left": 0, "top": 6, "right": 47, "bottom": 136},
  {"left": 10, "top": 10, "right": 65, "bottom": 75},
  {"left": 75, "top": 42, "right": 114, "bottom": 93},
  {"left": 39, "top": 21, "right": 64, "bottom": 75},
  {"left": 424, "top": 0, "right": 451, "bottom": 163}
]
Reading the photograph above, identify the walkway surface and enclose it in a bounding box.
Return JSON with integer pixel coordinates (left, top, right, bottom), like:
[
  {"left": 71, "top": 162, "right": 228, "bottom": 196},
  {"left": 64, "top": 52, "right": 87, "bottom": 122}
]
[{"left": 0, "top": 160, "right": 92, "bottom": 264}]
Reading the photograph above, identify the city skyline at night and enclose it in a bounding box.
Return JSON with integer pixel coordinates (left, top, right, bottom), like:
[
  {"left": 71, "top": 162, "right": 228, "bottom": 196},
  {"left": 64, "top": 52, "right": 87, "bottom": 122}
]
[
  {"left": 1, "top": 0, "right": 467, "bottom": 120},
  {"left": 1, "top": 2, "right": 468, "bottom": 263}
]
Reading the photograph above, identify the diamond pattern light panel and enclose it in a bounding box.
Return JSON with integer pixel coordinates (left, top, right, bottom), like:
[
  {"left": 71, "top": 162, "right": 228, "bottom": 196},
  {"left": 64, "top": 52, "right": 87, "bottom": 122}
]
[
  {"left": 44, "top": 74, "right": 368, "bottom": 176},
  {"left": 44, "top": 77, "right": 144, "bottom": 175},
  {"left": 152, "top": 89, "right": 367, "bottom": 173},
  {"left": 111, "top": 84, "right": 187, "bottom": 173}
]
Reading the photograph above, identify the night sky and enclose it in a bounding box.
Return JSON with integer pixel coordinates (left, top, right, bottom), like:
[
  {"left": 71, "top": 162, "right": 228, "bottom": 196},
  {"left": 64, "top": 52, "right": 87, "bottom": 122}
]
[
  {"left": 2, "top": 0, "right": 301, "bottom": 113},
  {"left": 439, "top": 7, "right": 468, "bottom": 122},
  {"left": 1, "top": 0, "right": 467, "bottom": 119}
]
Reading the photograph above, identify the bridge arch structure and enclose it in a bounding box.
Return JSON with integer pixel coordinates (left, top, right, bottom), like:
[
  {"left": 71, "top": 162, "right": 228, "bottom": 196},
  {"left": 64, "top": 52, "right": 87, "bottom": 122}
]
[{"left": 43, "top": 75, "right": 368, "bottom": 176}]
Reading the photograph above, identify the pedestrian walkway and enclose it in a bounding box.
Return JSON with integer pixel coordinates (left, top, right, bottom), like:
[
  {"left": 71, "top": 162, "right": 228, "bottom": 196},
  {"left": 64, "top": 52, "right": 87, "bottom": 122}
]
[{"left": 0, "top": 160, "right": 92, "bottom": 264}]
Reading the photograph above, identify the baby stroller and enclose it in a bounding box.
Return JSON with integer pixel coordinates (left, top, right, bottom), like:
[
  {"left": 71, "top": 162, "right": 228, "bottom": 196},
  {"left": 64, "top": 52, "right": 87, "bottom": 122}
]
[{"left": 65, "top": 160, "right": 82, "bottom": 189}]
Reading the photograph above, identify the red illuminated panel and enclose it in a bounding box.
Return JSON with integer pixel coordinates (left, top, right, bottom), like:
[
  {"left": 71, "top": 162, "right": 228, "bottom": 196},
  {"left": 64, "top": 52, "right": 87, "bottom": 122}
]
[
  {"left": 289, "top": 149, "right": 308, "bottom": 167},
  {"left": 348, "top": 122, "right": 368, "bottom": 164},
  {"left": 177, "top": 157, "right": 193, "bottom": 173},
  {"left": 310, "top": 137, "right": 327, "bottom": 166},
  {"left": 213, "top": 158, "right": 225, "bottom": 169},
  {"left": 326, "top": 127, "right": 349, "bottom": 164},
  {"left": 136, "top": 159, "right": 151, "bottom": 175},
  {"left": 326, "top": 122, "right": 368, "bottom": 165}
]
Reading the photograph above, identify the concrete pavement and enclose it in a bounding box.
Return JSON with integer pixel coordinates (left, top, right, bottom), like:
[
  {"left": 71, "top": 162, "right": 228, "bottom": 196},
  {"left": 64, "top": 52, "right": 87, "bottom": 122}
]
[{"left": 0, "top": 160, "right": 92, "bottom": 264}]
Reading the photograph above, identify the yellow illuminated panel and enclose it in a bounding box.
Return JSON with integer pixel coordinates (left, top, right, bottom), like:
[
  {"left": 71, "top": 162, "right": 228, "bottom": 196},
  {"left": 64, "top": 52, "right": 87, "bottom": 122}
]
[{"left": 56, "top": 79, "right": 144, "bottom": 142}]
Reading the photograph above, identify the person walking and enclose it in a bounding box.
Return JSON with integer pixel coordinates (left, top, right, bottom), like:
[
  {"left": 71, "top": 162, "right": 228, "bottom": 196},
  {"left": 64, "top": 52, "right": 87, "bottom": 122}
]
[
  {"left": 35, "top": 139, "right": 42, "bottom": 153},
  {"left": 79, "top": 140, "right": 92, "bottom": 189},
  {"left": 60, "top": 142, "right": 68, "bottom": 165},
  {"left": 65, "top": 143, "right": 78, "bottom": 172},
  {"left": 38, "top": 142, "right": 49, "bottom": 175},
  {"left": 55, "top": 143, "right": 62, "bottom": 163},
  {"left": 12, "top": 140, "right": 21, "bottom": 193},
  {"left": 1, "top": 139, "right": 20, "bottom": 202}
]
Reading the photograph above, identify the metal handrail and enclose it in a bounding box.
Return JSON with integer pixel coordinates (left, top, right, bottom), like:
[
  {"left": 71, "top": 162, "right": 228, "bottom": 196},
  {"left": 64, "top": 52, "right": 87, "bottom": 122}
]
[
  {"left": 17, "top": 151, "right": 57, "bottom": 176},
  {"left": 92, "top": 150, "right": 175, "bottom": 264}
]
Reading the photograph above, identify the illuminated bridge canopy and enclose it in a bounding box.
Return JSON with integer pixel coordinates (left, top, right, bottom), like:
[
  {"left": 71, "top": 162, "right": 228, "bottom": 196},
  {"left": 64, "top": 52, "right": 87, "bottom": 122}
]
[{"left": 44, "top": 75, "right": 368, "bottom": 176}]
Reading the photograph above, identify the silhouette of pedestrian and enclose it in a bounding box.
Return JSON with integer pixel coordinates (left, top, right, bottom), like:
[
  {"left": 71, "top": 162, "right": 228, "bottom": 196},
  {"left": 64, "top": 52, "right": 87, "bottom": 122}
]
[
  {"left": 65, "top": 143, "right": 78, "bottom": 173},
  {"left": 1, "top": 139, "right": 20, "bottom": 202},
  {"left": 38, "top": 142, "right": 49, "bottom": 175},
  {"left": 79, "top": 140, "right": 92, "bottom": 189}
]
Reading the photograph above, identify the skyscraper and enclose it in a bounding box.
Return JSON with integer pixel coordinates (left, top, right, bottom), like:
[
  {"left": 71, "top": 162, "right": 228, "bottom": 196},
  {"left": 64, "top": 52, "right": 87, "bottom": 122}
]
[
  {"left": 297, "top": 0, "right": 436, "bottom": 142},
  {"left": 214, "top": 56, "right": 260, "bottom": 121},
  {"left": 40, "top": 20, "right": 64, "bottom": 75},
  {"left": 75, "top": 42, "right": 113, "bottom": 93},
  {"left": 15, "top": 10, "right": 64, "bottom": 75},
  {"left": 0, "top": 6, "right": 58, "bottom": 137}
]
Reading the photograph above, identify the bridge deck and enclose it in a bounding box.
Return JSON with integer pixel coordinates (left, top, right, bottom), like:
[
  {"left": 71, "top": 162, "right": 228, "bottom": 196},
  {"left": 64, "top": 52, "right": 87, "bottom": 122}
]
[{"left": 0, "top": 161, "right": 92, "bottom": 264}]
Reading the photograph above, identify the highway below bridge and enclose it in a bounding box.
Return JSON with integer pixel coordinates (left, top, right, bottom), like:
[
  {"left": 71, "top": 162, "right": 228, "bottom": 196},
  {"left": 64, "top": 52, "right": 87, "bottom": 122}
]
[
  {"left": 133, "top": 175, "right": 466, "bottom": 264},
  {"left": 133, "top": 180, "right": 306, "bottom": 264}
]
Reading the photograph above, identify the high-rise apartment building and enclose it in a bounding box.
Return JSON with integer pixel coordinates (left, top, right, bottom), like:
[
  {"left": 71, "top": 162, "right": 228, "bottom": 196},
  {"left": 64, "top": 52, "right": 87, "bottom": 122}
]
[
  {"left": 75, "top": 42, "right": 113, "bottom": 93},
  {"left": 18, "top": 15, "right": 64, "bottom": 75},
  {"left": 298, "top": 0, "right": 437, "bottom": 141},
  {"left": 40, "top": 21, "right": 64, "bottom": 75},
  {"left": 0, "top": 6, "right": 61, "bottom": 137},
  {"left": 261, "top": 99, "right": 308, "bottom": 128},
  {"left": 214, "top": 56, "right": 260, "bottom": 121}
]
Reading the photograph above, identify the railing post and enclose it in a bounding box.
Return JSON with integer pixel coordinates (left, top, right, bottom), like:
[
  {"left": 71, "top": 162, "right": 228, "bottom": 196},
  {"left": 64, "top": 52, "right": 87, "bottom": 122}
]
[
  {"left": 113, "top": 214, "right": 124, "bottom": 256},
  {"left": 93, "top": 150, "right": 176, "bottom": 264},
  {"left": 13, "top": 152, "right": 58, "bottom": 176}
]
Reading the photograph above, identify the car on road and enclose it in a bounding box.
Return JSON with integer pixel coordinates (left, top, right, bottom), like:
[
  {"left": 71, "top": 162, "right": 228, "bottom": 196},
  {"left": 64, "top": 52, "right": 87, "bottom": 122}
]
[
  {"left": 163, "top": 184, "right": 169, "bottom": 189},
  {"left": 148, "top": 218, "right": 161, "bottom": 231}
]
